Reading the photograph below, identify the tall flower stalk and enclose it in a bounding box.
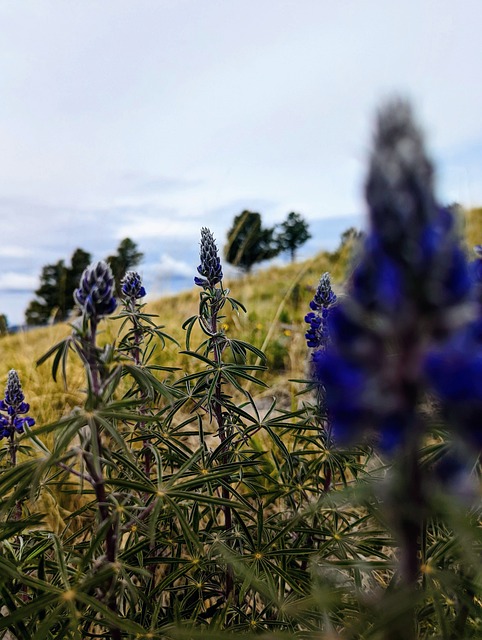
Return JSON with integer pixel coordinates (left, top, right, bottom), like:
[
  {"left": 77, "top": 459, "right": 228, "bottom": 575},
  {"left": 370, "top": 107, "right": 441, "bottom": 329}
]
[
  {"left": 194, "top": 228, "right": 226, "bottom": 442},
  {"left": 0, "top": 370, "right": 35, "bottom": 520},
  {"left": 305, "top": 272, "right": 337, "bottom": 490},
  {"left": 314, "top": 100, "right": 473, "bottom": 639},
  {"left": 192, "top": 227, "right": 234, "bottom": 598},
  {"left": 119, "top": 271, "right": 150, "bottom": 473},
  {"left": 305, "top": 272, "right": 337, "bottom": 353},
  {"left": 74, "top": 260, "right": 117, "bottom": 395},
  {"left": 73, "top": 261, "right": 121, "bottom": 640},
  {"left": 0, "top": 370, "right": 35, "bottom": 469}
]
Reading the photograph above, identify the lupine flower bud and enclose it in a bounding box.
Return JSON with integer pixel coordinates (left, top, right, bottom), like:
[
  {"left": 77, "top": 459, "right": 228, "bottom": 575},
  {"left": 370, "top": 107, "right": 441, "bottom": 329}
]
[
  {"left": 194, "top": 227, "right": 223, "bottom": 288},
  {"left": 74, "top": 261, "right": 117, "bottom": 318},
  {"left": 305, "top": 272, "right": 337, "bottom": 350},
  {"left": 121, "top": 271, "right": 146, "bottom": 300},
  {"left": 0, "top": 370, "right": 35, "bottom": 439}
]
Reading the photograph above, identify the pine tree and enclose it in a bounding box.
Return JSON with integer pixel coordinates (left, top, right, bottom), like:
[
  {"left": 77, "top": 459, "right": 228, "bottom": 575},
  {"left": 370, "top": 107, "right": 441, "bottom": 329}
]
[
  {"left": 107, "top": 238, "right": 144, "bottom": 295},
  {"left": 25, "top": 249, "right": 92, "bottom": 325},
  {"left": 277, "top": 212, "right": 311, "bottom": 262},
  {"left": 224, "top": 211, "right": 280, "bottom": 273}
]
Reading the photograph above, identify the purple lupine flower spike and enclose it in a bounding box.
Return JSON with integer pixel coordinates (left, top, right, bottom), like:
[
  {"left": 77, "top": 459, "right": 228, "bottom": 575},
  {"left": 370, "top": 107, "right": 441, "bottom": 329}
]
[
  {"left": 0, "top": 370, "right": 35, "bottom": 440},
  {"left": 74, "top": 261, "right": 117, "bottom": 318},
  {"left": 121, "top": 271, "right": 146, "bottom": 300},
  {"left": 305, "top": 272, "right": 336, "bottom": 350},
  {"left": 194, "top": 227, "right": 223, "bottom": 289}
]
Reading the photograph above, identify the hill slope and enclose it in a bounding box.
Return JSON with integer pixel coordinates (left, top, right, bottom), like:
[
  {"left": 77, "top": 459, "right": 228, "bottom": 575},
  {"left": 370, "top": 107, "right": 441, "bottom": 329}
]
[{"left": 0, "top": 206, "right": 479, "bottom": 427}]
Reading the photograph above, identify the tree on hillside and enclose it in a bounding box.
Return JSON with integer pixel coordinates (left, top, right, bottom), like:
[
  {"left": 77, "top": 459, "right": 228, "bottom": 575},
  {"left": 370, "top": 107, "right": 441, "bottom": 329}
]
[
  {"left": 26, "top": 260, "right": 68, "bottom": 325},
  {"left": 0, "top": 314, "right": 8, "bottom": 336},
  {"left": 277, "top": 212, "right": 311, "bottom": 262},
  {"left": 339, "top": 226, "right": 364, "bottom": 248},
  {"left": 224, "top": 211, "right": 281, "bottom": 273},
  {"left": 66, "top": 248, "right": 92, "bottom": 297},
  {"left": 107, "top": 238, "right": 144, "bottom": 295},
  {"left": 26, "top": 249, "right": 92, "bottom": 326}
]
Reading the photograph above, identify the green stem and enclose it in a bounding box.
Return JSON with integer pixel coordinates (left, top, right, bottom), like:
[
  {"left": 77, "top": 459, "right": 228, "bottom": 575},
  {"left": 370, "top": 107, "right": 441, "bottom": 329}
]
[
  {"left": 84, "top": 315, "right": 121, "bottom": 640},
  {"left": 209, "top": 290, "right": 234, "bottom": 602}
]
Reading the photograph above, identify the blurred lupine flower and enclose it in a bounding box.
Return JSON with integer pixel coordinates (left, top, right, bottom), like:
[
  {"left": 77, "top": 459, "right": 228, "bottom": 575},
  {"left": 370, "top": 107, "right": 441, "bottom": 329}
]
[
  {"left": 194, "top": 227, "right": 223, "bottom": 288},
  {"left": 423, "top": 248, "right": 482, "bottom": 449},
  {"left": 0, "top": 370, "right": 35, "bottom": 440},
  {"left": 471, "top": 245, "right": 482, "bottom": 306},
  {"left": 121, "top": 271, "right": 146, "bottom": 300},
  {"left": 313, "top": 100, "right": 473, "bottom": 452},
  {"left": 305, "top": 272, "right": 337, "bottom": 350},
  {"left": 74, "top": 261, "right": 117, "bottom": 318}
]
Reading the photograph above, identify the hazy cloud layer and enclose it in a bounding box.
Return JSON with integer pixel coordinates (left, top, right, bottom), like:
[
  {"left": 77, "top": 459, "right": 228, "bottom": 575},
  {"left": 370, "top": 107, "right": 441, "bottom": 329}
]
[{"left": 0, "top": 1, "right": 481, "bottom": 324}]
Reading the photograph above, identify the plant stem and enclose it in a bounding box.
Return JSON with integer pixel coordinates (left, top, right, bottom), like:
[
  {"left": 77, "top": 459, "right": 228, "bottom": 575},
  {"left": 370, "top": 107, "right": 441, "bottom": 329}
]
[
  {"left": 84, "top": 315, "right": 121, "bottom": 640},
  {"left": 209, "top": 293, "right": 234, "bottom": 602},
  {"left": 8, "top": 430, "right": 23, "bottom": 522}
]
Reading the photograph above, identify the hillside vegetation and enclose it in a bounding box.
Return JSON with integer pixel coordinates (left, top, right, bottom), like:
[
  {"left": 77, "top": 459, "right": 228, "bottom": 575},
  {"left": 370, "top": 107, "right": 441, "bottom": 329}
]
[
  {"left": 1, "top": 206, "right": 480, "bottom": 429},
  {"left": 0, "top": 189, "right": 480, "bottom": 639}
]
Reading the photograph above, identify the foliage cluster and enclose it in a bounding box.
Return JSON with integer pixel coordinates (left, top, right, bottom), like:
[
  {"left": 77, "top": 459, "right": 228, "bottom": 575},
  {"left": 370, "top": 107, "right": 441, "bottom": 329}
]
[{"left": 224, "top": 211, "right": 311, "bottom": 272}]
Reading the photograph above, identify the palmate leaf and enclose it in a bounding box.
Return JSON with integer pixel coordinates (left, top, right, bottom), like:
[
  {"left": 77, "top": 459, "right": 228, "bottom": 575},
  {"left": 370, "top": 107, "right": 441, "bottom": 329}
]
[
  {"left": 36, "top": 334, "right": 75, "bottom": 386},
  {"left": 123, "top": 363, "right": 179, "bottom": 401},
  {"left": 69, "top": 590, "right": 152, "bottom": 637},
  {"left": 179, "top": 350, "right": 216, "bottom": 367},
  {"left": 226, "top": 337, "right": 266, "bottom": 363},
  {"left": 107, "top": 477, "right": 157, "bottom": 495},
  {"left": 0, "top": 514, "right": 45, "bottom": 541},
  {"left": 0, "top": 459, "right": 40, "bottom": 512},
  {"left": 182, "top": 315, "right": 198, "bottom": 351},
  {"left": 18, "top": 538, "right": 54, "bottom": 579},
  {"left": 32, "top": 603, "right": 80, "bottom": 640},
  {"left": 220, "top": 366, "right": 268, "bottom": 392},
  {"left": 110, "top": 450, "right": 154, "bottom": 485},
  {"left": 0, "top": 556, "right": 62, "bottom": 595}
]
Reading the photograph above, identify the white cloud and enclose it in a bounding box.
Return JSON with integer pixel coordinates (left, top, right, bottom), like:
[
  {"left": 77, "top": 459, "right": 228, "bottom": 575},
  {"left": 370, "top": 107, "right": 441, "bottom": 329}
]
[
  {"left": 0, "top": 272, "right": 37, "bottom": 291},
  {"left": 155, "top": 254, "right": 195, "bottom": 279},
  {"left": 0, "top": 246, "right": 32, "bottom": 258},
  {"left": 115, "top": 217, "right": 202, "bottom": 241}
]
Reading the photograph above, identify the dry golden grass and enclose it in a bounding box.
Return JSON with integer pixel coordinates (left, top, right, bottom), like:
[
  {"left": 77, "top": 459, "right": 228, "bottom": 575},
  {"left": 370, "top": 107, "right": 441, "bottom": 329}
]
[{"left": 463, "top": 205, "right": 482, "bottom": 250}]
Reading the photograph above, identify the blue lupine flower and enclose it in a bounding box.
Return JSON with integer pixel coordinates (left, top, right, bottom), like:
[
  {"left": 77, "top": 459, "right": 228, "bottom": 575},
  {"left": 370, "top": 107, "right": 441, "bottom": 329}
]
[
  {"left": 305, "top": 272, "right": 336, "bottom": 350},
  {"left": 194, "top": 227, "right": 223, "bottom": 289},
  {"left": 423, "top": 248, "right": 482, "bottom": 449},
  {"left": 121, "top": 271, "right": 146, "bottom": 300},
  {"left": 0, "top": 370, "right": 35, "bottom": 440},
  {"left": 74, "top": 261, "right": 117, "bottom": 318},
  {"left": 313, "top": 100, "right": 473, "bottom": 452}
]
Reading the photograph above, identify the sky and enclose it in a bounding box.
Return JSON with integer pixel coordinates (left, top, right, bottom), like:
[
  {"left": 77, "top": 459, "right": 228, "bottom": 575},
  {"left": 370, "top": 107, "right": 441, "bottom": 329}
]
[{"left": 1, "top": 0, "right": 482, "bottom": 326}]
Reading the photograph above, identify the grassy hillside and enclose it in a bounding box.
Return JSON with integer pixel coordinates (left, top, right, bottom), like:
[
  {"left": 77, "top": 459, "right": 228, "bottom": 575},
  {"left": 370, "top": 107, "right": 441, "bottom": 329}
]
[
  {"left": 463, "top": 205, "right": 482, "bottom": 250},
  {"left": 0, "top": 206, "right": 479, "bottom": 428},
  {"left": 0, "top": 245, "right": 346, "bottom": 427},
  {"left": 0, "top": 206, "right": 480, "bottom": 637}
]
